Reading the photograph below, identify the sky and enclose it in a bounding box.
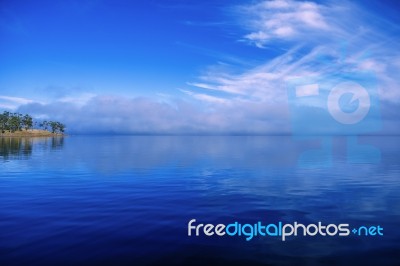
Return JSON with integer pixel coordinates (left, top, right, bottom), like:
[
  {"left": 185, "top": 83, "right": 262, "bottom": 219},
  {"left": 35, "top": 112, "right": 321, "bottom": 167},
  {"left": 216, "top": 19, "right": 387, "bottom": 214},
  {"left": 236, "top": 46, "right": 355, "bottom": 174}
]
[{"left": 0, "top": 0, "right": 399, "bottom": 134}]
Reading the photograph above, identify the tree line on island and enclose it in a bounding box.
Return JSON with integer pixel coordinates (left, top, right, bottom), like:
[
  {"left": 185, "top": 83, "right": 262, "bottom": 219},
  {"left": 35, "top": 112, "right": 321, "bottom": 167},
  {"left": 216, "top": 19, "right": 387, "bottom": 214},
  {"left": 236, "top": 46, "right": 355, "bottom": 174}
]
[{"left": 0, "top": 111, "right": 65, "bottom": 134}]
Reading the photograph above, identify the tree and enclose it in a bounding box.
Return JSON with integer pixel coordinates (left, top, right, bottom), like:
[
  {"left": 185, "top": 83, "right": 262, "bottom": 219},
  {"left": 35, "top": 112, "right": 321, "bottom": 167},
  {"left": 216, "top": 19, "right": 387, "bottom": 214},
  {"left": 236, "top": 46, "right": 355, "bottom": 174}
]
[
  {"left": 0, "top": 116, "right": 5, "bottom": 133},
  {"left": 8, "top": 113, "right": 22, "bottom": 132},
  {"left": 56, "top": 122, "right": 65, "bottom": 133},
  {"left": 0, "top": 113, "right": 7, "bottom": 133},
  {"left": 49, "top": 121, "right": 58, "bottom": 133},
  {"left": 0, "top": 111, "right": 10, "bottom": 133},
  {"left": 22, "top": 114, "right": 33, "bottom": 131},
  {"left": 48, "top": 121, "right": 66, "bottom": 134},
  {"left": 0, "top": 111, "right": 66, "bottom": 135},
  {"left": 40, "top": 120, "right": 49, "bottom": 130}
]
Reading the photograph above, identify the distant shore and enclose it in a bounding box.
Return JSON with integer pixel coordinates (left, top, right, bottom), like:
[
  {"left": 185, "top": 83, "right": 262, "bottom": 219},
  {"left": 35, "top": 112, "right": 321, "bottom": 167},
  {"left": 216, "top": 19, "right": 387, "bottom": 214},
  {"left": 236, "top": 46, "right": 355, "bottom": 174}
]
[{"left": 0, "top": 129, "right": 64, "bottom": 137}]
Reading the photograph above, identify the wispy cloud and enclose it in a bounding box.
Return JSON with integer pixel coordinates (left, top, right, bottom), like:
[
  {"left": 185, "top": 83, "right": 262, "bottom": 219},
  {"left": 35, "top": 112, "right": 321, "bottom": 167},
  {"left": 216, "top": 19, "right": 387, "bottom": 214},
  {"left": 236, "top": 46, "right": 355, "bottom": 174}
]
[
  {"left": 58, "top": 93, "right": 96, "bottom": 106},
  {"left": 181, "top": 89, "right": 230, "bottom": 104},
  {"left": 0, "top": 95, "right": 34, "bottom": 110},
  {"left": 237, "top": 0, "right": 334, "bottom": 47},
  {"left": 181, "top": 0, "right": 400, "bottom": 134}
]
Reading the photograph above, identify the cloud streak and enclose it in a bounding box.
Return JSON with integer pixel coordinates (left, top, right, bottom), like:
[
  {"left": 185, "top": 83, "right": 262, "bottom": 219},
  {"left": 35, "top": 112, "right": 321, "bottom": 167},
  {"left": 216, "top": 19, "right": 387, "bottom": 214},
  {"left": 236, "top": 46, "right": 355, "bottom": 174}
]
[
  {"left": 238, "top": 0, "right": 333, "bottom": 47},
  {"left": 0, "top": 95, "right": 35, "bottom": 110},
  {"left": 181, "top": 0, "right": 400, "bottom": 134}
]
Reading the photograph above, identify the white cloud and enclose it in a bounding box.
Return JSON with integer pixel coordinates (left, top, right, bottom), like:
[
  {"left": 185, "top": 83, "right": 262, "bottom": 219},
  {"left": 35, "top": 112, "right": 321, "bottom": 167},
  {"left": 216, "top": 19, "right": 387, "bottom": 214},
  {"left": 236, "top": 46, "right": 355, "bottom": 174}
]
[
  {"left": 14, "top": 93, "right": 290, "bottom": 134},
  {"left": 181, "top": 0, "right": 400, "bottom": 134},
  {"left": 0, "top": 95, "right": 34, "bottom": 110},
  {"left": 0, "top": 95, "right": 34, "bottom": 104},
  {"left": 181, "top": 90, "right": 229, "bottom": 104},
  {"left": 239, "top": 0, "right": 334, "bottom": 47},
  {"left": 58, "top": 93, "right": 96, "bottom": 106}
]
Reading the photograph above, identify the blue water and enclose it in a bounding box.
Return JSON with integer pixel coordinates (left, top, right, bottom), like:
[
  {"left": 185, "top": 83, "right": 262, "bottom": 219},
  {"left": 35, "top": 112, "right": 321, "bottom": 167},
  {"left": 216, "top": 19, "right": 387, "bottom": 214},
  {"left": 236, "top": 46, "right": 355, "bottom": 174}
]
[{"left": 0, "top": 136, "right": 399, "bottom": 265}]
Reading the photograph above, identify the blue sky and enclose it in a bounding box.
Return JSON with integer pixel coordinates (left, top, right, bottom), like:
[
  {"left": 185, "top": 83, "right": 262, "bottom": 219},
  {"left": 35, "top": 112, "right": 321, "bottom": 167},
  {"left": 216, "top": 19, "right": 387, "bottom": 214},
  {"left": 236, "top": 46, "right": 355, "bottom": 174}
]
[{"left": 0, "top": 0, "right": 399, "bottom": 134}]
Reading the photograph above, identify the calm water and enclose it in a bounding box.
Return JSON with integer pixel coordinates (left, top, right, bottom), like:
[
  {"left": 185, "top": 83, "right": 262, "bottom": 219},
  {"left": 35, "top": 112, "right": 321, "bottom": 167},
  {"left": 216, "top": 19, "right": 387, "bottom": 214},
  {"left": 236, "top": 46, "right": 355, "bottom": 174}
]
[{"left": 0, "top": 136, "right": 399, "bottom": 265}]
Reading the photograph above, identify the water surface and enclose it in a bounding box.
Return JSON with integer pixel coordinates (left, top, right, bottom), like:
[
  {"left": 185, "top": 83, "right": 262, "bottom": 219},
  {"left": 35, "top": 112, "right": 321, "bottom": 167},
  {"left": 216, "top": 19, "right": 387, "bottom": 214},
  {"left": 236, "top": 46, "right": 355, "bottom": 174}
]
[{"left": 0, "top": 136, "right": 399, "bottom": 265}]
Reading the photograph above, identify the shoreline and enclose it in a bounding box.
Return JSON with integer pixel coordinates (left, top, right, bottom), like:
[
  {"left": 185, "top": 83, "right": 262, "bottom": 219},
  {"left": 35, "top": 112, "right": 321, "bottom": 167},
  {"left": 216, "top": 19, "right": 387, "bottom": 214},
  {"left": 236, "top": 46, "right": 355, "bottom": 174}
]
[{"left": 0, "top": 129, "right": 64, "bottom": 137}]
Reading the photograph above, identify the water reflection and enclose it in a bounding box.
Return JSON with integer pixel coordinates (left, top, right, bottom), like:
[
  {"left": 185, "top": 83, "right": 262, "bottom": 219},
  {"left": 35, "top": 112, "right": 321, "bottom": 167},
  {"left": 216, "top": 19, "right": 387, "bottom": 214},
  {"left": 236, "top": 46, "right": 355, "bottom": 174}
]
[
  {"left": 0, "top": 137, "right": 64, "bottom": 160},
  {"left": 53, "top": 135, "right": 396, "bottom": 174},
  {"left": 64, "top": 136, "right": 305, "bottom": 173},
  {"left": 2, "top": 135, "right": 398, "bottom": 173}
]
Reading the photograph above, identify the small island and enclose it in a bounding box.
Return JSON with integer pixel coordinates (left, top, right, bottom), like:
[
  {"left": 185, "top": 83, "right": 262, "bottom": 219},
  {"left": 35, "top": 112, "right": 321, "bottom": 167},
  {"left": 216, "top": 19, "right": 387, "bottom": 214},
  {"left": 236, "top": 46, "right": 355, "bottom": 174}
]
[{"left": 0, "top": 111, "right": 66, "bottom": 137}]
